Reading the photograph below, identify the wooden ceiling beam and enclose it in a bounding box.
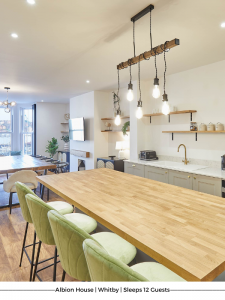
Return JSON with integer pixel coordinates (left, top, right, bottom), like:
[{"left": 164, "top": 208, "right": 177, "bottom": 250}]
[{"left": 117, "top": 38, "right": 180, "bottom": 70}]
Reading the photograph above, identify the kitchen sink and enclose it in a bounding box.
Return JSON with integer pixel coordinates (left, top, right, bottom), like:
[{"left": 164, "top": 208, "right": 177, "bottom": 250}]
[{"left": 148, "top": 160, "right": 208, "bottom": 172}]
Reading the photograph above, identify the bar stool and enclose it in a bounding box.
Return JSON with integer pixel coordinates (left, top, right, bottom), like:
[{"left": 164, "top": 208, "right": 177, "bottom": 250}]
[
  {"left": 16, "top": 182, "right": 74, "bottom": 281},
  {"left": 25, "top": 194, "right": 97, "bottom": 281},
  {"left": 48, "top": 210, "right": 137, "bottom": 282},
  {"left": 83, "top": 239, "right": 186, "bottom": 282},
  {"left": 4, "top": 170, "right": 38, "bottom": 214}
]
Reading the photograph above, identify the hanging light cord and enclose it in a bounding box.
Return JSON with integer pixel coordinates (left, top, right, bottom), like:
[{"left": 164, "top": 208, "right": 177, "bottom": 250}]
[
  {"left": 150, "top": 8, "right": 153, "bottom": 51},
  {"left": 163, "top": 42, "right": 168, "bottom": 94},
  {"left": 138, "top": 56, "right": 141, "bottom": 100},
  {"left": 117, "top": 69, "right": 121, "bottom": 111},
  {"left": 133, "top": 21, "right": 136, "bottom": 57},
  {"left": 129, "top": 59, "right": 132, "bottom": 82}
]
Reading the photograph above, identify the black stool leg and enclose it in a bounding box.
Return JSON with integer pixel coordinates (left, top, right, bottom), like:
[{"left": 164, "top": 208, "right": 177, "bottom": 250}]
[
  {"left": 30, "top": 231, "right": 36, "bottom": 281},
  {"left": 32, "top": 241, "right": 42, "bottom": 282},
  {"left": 47, "top": 188, "right": 49, "bottom": 201},
  {"left": 19, "top": 222, "right": 29, "bottom": 267},
  {"left": 62, "top": 270, "right": 66, "bottom": 282},
  {"left": 53, "top": 247, "right": 57, "bottom": 281},
  {"left": 9, "top": 193, "right": 12, "bottom": 214}
]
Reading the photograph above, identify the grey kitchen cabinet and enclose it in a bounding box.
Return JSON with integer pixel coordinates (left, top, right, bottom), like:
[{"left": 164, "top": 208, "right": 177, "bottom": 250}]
[
  {"left": 192, "top": 174, "right": 221, "bottom": 197},
  {"left": 124, "top": 162, "right": 145, "bottom": 178},
  {"left": 169, "top": 170, "right": 193, "bottom": 189},
  {"left": 145, "top": 165, "right": 169, "bottom": 184}
]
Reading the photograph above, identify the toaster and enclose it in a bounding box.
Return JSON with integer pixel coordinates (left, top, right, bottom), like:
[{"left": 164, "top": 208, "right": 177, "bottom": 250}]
[{"left": 140, "top": 150, "right": 158, "bottom": 161}]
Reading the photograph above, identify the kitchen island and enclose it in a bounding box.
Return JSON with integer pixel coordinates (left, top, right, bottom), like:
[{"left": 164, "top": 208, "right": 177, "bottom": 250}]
[{"left": 38, "top": 168, "right": 225, "bottom": 281}]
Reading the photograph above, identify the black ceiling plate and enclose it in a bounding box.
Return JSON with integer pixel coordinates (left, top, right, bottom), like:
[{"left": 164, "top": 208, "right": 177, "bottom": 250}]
[{"left": 131, "top": 4, "right": 154, "bottom": 23}]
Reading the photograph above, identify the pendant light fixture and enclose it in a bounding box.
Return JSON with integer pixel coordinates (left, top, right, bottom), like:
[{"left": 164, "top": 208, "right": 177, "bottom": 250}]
[
  {"left": 115, "top": 70, "right": 121, "bottom": 126},
  {"left": 161, "top": 42, "right": 170, "bottom": 115},
  {"left": 126, "top": 59, "right": 134, "bottom": 101},
  {"left": 0, "top": 87, "right": 16, "bottom": 113},
  {"left": 152, "top": 49, "right": 160, "bottom": 99},
  {"left": 136, "top": 59, "right": 143, "bottom": 119}
]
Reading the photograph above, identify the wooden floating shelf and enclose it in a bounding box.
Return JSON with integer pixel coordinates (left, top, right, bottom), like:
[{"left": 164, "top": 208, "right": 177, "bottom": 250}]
[
  {"left": 61, "top": 122, "right": 69, "bottom": 124},
  {"left": 61, "top": 131, "right": 69, "bottom": 133},
  {"left": 71, "top": 149, "right": 90, "bottom": 158},
  {"left": 101, "top": 116, "right": 130, "bottom": 121},
  {"left": 144, "top": 110, "right": 197, "bottom": 117},
  {"left": 162, "top": 131, "right": 225, "bottom": 133},
  {"left": 101, "top": 130, "right": 130, "bottom": 133}
]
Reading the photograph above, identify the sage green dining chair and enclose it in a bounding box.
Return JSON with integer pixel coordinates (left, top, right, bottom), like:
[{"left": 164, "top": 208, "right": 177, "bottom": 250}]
[
  {"left": 16, "top": 181, "right": 75, "bottom": 281},
  {"left": 83, "top": 239, "right": 186, "bottom": 282},
  {"left": 25, "top": 193, "right": 97, "bottom": 282},
  {"left": 47, "top": 210, "right": 137, "bottom": 282}
]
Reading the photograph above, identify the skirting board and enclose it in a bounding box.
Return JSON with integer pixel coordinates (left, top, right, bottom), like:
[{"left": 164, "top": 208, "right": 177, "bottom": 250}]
[{"left": 71, "top": 149, "right": 90, "bottom": 158}]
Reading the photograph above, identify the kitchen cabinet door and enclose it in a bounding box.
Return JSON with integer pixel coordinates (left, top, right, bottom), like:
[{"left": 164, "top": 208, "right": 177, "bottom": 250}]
[
  {"left": 169, "top": 170, "right": 192, "bottom": 189},
  {"left": 145, "top": 166, "right": 169, "bottom": 183},
  {"left": 124, "top": 162, "right": 145, "bottom": 178},
  {"left": 192, "top": 174, "right": 221, "bottom": 197}
]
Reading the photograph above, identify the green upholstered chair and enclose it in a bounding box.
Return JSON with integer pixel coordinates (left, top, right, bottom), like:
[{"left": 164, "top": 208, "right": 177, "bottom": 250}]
[
  {"left": 47, "top": 210, "right": 137, "bottom": 282},
  {"left": 83, "top": 239, "right": 186, "bottom": 282},
  {"left": 16, "top": 181, "right": 75, "bottom": 281},
  {"left": 25, "top": 194, "right": 97, "bottom": 282}
]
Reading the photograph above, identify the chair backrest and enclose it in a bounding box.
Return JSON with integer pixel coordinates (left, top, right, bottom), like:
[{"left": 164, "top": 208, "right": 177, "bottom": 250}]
[
  {"left": 25, "top": 194, "right": 58, "bottom": 245},
  {"left": 10, "top": 151, "right": 22, "bottom": 156},
  {"left": 3, "top": 170, "right": 38, "bottom": 193},
  {"left": 83, "top": 239, "right": 148, "bottom": 282},
  {"left": 48, "top": 210, "right": 95, "bottom": 281},
  {"left": 15, "top": 182, "right": 37, "bottom": 224}
]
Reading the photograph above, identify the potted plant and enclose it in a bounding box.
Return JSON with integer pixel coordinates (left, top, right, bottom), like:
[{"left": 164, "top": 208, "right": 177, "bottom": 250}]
[
  {"left": 45, "top": 137, "right": 59, "bottom": 158},
  {"left": 61, "top": 135, "right": 70, "bottom": 151},
  {"left": 122, "top": 121, "right": 130, "bottom": 136}
]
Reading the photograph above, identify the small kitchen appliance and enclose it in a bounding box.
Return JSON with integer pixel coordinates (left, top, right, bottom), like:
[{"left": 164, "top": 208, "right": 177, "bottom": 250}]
[{"left": 140, "top": 150, "right": 158, "bottom": 161}]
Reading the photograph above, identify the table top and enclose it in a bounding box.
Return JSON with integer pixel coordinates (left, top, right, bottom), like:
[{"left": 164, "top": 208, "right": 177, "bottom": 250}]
[
  {"left": 37, "top": 168, "right": 225, "bottom": 281},
  {"left": 0, "top": 155, "right": 56, "bottom": 174}
]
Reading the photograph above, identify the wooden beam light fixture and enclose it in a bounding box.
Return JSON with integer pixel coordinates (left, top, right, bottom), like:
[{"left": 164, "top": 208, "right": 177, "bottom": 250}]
[{"left": 116, "top": 4, "right": 180, "bottom": 119}]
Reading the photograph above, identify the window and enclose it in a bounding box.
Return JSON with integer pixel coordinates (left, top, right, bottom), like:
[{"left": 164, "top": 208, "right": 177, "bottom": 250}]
[
  {"left": 21, "top": 108, "right": 33, "bottom": 155},
  {"left": 0, "top": 108, "right": 13, "bottom": 155}
]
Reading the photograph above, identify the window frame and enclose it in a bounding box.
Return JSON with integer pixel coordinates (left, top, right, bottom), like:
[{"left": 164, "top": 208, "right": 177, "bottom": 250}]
[
  {"left": 0, "top": 107, "right": 13, "bottom": 155},
  {"left": 20, "top": 107, "right": 33, "bottom": 156}
]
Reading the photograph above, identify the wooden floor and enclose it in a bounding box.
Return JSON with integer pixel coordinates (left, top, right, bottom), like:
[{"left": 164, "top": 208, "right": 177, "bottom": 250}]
[{"left": 0, "top": 174, "right": 77, "bottom": 282}]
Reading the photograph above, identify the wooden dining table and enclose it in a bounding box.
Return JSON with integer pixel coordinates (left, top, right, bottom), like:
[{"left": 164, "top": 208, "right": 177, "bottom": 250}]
[
  {"left": 0, "top": 155, "right": 56, "bottom": 208},
  {"left": 37, "top": 168, "right": 225, "bottom": 281}
]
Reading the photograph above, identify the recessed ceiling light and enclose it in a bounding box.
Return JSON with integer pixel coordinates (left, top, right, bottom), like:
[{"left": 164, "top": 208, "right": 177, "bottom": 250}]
[
  {"left": 11, "top": 33, "right": 18, "bottom": 38},
  {"left": 41, "top": 100, "right": 44, "bottom": 102},
  {"left": 27, "top": 0, "right": 36, "bottom": 4},
  {"left": 86, "top": 80, "right": 90, "bottom": 83},
  {"left": 221, "top": 22, "right": 225, "bottom": 28}
]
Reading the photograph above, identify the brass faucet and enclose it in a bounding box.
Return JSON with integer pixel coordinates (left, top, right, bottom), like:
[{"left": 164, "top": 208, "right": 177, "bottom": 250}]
[{"left": 177, "top": 144, "right": 189, "bottom": 165}]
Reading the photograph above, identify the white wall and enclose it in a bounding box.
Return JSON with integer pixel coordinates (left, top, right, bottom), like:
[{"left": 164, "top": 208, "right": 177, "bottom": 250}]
[
  {"left": 70, "top": 91, "right": 109, "bottom": 172},
  {"left": 140, "top": 59, "right": 225, "bottom": 163},
  {"left": 36, "top": 102, "right": 69, "bottom": 158}
]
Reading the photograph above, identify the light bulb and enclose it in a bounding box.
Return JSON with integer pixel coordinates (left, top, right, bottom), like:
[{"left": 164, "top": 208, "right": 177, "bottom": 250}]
[
  {"left": 10, "top": 101, "right": 16, "bottom": 106},
  {"left": 152, "top": 85, "right": 160, "bottom": 99},
  {"left": 127, "top": 89, "right": 134, "bottom": 101},
  {"left": 162, "top": 101, "right": 170, "bottom": 115},
  {"left": 0, "top": 102, "right": 3, "bottom": 106},
  {"left": 3, "top": 101, "right": 8, "bottom": 105},
  {"left": 136, "top": 107, "right": 143, "bottom": 119},
  {"left": 4, "top": 107, "right": 10, "bottom": 113},
  {"left": 115, "top": 114, "right": 121, "bottom": 126}
]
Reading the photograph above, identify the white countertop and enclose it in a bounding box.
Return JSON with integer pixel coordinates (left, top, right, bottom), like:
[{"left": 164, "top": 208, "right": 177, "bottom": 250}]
[{"left": 125, "top": 159, "right": 225, "bottom": 180}]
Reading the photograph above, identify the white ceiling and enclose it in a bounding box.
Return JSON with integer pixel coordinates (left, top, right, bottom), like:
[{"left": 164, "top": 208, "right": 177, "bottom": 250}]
[{"left": 0, "top": 0, "right": 225, "bottom": 103}]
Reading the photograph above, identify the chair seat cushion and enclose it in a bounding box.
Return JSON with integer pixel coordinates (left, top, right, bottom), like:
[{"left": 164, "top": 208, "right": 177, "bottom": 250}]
[
  {"left": 10, "top": 183, "right": 36, "bottom": 193},
  {"left": 92, "top": 232, "right": 137, "bottom": 265},
  {"left": 64, "top": 213, "right": 97, "bottom": 234},
  {"left": 48, "top": 201, "right": 74, "bottom": 215},
  {"left": 131, "top": 262, "right": 186, "bottom": 282}
]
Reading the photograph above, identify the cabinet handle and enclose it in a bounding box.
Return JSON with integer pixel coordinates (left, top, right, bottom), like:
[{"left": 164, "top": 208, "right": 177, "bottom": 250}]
[
  {"left": 132, "top": 165, "right": 135, "bottom": 167},
  {"left": 194, "top": 177, "right": 196, "bottom": 180},
  {"left": 188, "top": 176, "right": 190, "bottom": 178},
  {"left": 165, "top": 171, "right": 168, "bottom": 174}
]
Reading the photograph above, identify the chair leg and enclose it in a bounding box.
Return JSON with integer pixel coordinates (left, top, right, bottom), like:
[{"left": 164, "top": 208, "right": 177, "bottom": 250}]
[
  {"left": 32, "top": 240, "right": 42, "bottom": 282},
  {"left": 41, "top": 185, "right": 45, "bottom": 200},
  {"left": 9, "top": 193, "right": 12, "bottom": 214},
  {"left": 34, "top": 189, "right": 36, "bottom": 194},
  {"left": 47, "top": 188, "right": 49, "bottom": 201},
  {"left": 53, "top": 247, "right": 57, "bottom": 281},
  {"left": 19, "top": 222, "right": 29, "bottom": 267},
  {"left": 61, "top": 270, "right": 66, "bottom": 282},
  {"left": 39, "top": 183, "right": 42, "bottom": 193},
  {"left": 30, "top": 231, "right": 36, "bottom": 281},
  {"left": 7, "top": 173, "right": 8, "bottom": 179}
]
